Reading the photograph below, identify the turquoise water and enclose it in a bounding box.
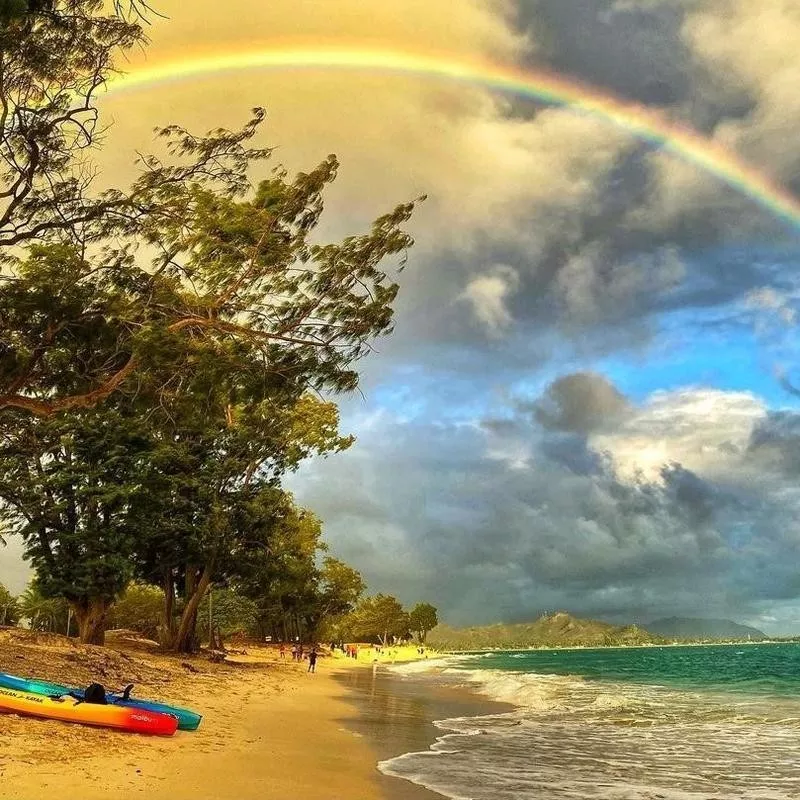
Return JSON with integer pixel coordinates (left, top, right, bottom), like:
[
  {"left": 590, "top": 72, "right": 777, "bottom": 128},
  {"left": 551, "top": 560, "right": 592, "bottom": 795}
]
[
  {"left": 462, "top": 642, "right": 800, "bottom": 696},
  {"left": 380, "top": 644, "right": 800, "bottom": 799}
]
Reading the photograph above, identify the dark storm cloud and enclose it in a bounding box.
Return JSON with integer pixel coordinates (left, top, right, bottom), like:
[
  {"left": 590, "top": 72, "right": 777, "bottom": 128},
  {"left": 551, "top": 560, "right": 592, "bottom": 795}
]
[
  {"left": 528, "top": 372, "right": 631, "bottom": 433},
  {"left": 747, "top": 412, "right": 800, "bottom": 476},
  {"left": 391, "top": 0, "right": 791, "bottom": 350},
  {"left": 514, "top": 0, "right": 756, "bottom": 129},
  {"left": 289, "top": 408, "right": 731, "bottom": 626},
  {"left": 517, "top": 0, "right": 695, "bottom": 107},
  {"left": 289, "top": 375, "right": 800, "bottom": 629},
  {"left": 539, "top": 434, "right": 604, "bottom": 476}
]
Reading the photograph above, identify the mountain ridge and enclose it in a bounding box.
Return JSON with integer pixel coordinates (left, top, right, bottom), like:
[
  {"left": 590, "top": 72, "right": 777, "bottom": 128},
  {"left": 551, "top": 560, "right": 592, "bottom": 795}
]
[
  {"left": 427, "top": 612, "right": 768, "bottom": 650},
  {"left": 427, "top": 611, "right": 659, "bottom": 650}
]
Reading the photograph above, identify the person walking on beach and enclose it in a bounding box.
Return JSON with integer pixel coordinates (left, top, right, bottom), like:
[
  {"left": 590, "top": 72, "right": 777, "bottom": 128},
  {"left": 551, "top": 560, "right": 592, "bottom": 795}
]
[
  {"left": 308, "top": 648, "right": 318, "bottom": 674},
  {"left": 279, "top": 644, "right": 286, "bottom": 659}
]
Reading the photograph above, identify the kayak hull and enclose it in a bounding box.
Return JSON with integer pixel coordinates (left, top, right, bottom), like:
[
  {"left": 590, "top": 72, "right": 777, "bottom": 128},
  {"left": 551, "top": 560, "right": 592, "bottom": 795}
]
[
  {"left": 0, "top": 673, "right": 202, "bottom": 731},
  {"left": 0, "top": 686, "right": 178, "bottom": 735}
]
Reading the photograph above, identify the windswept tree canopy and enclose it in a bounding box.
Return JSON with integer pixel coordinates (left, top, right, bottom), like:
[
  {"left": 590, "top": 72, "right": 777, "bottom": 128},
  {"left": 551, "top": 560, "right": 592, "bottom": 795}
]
[
  {"left": 0, "top": 0, "right": 420, "bottom": 416},
  {"left": 349, "top": 594, "right": 409, "bottom": 646},
  {"left": 0, "top": 0, "right": 420, "bottom": 651}
]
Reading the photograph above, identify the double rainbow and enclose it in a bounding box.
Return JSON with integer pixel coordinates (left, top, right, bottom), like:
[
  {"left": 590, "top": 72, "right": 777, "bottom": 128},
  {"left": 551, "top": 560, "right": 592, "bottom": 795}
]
[{"left": 105, "top": 47, "right": 800, "bottom": 233}]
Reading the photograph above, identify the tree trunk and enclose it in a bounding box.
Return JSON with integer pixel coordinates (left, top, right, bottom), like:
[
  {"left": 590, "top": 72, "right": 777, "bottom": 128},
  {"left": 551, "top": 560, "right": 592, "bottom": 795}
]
[
  {"left": 171, "top": 565, "right": 213, "bottom": 653},
  {"left": 160, "top": 570, "right": 176, "bottom": 647},
  {"left": 71, "top": 597, "right": 110, "bottom": 645}
]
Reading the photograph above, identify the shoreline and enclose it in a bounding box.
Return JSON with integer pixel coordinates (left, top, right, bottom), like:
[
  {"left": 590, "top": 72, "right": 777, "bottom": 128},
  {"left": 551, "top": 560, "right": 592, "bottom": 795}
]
[
  {"left": 334, "top": 660, "right": 515, "bottom": 800},
  {"left": 0, "top": 632, "right": 471, "bottom": 800}
]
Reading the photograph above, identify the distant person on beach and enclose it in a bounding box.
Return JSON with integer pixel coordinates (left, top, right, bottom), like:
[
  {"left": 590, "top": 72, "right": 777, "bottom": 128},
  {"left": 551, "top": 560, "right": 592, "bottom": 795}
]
[
  {"left": 308, "top": 649, "right": 317, "bottom": 673},
  {"left": 291, "top": 645, "right": 298, "bottom": 661},
  {"left": 279, "top": 644, "right": 286, "bottom": 659}
]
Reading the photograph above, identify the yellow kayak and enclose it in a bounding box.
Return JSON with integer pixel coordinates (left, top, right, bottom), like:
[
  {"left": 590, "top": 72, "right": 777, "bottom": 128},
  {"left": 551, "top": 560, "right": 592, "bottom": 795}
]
[{"left": 0, "top": 686, "right": 178, "bottom": 735}]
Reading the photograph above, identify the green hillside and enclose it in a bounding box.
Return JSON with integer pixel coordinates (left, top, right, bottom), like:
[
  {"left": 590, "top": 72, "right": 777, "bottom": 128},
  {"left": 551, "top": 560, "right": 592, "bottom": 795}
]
[{"left": 427, "top": 611, "right": 663, "bottom": 650}]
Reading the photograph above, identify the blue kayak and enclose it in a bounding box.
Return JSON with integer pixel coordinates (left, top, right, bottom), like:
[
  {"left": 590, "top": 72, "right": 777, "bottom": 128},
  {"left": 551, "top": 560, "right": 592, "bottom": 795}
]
[{"left": 0, "top": 672, "right": 202, "bottom": 731}]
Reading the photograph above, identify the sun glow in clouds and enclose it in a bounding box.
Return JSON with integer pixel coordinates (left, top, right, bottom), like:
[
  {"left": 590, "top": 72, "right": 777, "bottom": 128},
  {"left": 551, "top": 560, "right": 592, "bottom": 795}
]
[{"left": 103, "top": 46, "right": 800, "bottom": 233}]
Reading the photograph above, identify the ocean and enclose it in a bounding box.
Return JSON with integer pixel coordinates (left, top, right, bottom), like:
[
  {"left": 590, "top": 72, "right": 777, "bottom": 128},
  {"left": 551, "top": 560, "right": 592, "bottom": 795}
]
[{"left": 378, "top": 643, "right": 800, "bottom": 799}]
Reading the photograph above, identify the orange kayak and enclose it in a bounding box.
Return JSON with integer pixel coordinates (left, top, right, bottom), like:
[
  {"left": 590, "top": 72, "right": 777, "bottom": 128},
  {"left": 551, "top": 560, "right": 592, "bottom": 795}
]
[{"left": 0, "top": 686, "right": 178, "bottom": 735}]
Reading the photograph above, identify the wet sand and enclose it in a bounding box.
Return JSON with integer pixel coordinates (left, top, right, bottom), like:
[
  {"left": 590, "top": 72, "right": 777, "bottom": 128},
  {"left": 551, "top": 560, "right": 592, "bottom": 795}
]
[{"left": 334, "top": 664, "right": 513, "bottom": 800}]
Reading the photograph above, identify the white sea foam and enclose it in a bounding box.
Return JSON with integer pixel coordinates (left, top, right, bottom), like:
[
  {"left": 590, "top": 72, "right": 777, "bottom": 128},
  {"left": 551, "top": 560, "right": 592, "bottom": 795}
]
[
  {"left": 379, "top": 659, "right": 800, "bottom": 799},
  {"left": 387, "top": 656, "right": 457, "bottom": 675},
  {"left": 442, "top": 666, "right": 587, "bottom": 712}
]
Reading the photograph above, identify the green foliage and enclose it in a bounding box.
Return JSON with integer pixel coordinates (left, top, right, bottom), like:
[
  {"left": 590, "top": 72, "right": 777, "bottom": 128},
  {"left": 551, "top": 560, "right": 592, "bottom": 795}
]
[
  {"left": 208, "top": 589, "right": 258, "bottom": 639},
  {"left": 0, "top": 0, "right": 30, "bottom": 21},
  {"left": 409, "top": 602, "right": 438, "bottom": 643},
  {"left": 0, "top": 407, "right": 155, "bottom": 643},
  {"left": 107, "top": 583, "right": 165, "bottom": 640},
  {"left": 234, "top": 496, "right": 325, "bottom": 642},
  {"left": 348, "top": 594, "right": 410, "bottom": 646},
  {"left": 19, "top": 580, "right": 70, "bottom": 634},
  {"left": 0, "top": 583, "right": 19, "bottom": 626},
  {"left": 317, "top": 558, "right": 365, "bottom": 619},
  {"left": 0, "top": 0, "right": 421, "bottom": 416},
  {"left": 0, "top": 0, "right": 419, "bottom": 652}
]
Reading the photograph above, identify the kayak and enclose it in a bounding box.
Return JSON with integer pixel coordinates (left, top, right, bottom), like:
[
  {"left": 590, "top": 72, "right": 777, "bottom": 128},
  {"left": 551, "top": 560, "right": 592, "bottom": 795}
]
[
  {"left": 0, "top": 672, "right": 202, "bottom": 731},
  {"left": 0, "top": 686, "right": 178, "bottom": 735}
]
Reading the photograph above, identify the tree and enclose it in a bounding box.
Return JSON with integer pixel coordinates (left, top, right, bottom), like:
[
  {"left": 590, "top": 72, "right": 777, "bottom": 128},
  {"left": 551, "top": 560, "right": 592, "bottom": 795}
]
[
  {"left": 19, "top": 579, "right": 70, "bottom": 633},
  {"left": 207, "top": 589, "right": 258, "bottom": 640},
  {"left": 0, "top": 0, "right": 420, "bottom": 416},
  {"left": 234, "top": 495, "right": 326, "bottom": 644},
  {"left": 130, "top": 398, "right": 350, "bottom": 652},
  {"left": 107, "top": 582, "right": 164, "bottom": 640},
  {"left": 0, "top": 0, "right": 151, "bottom": 23},
  {"left": 0, "top": 408, "right": 153, "bottom": 643},
  {"left": 0, "top": 582, "right": 18, "bottom": 625},
  {"left": 0, "top": 0, "right": 419, "bottom": 652},
  {"left": 350, "top": 594, "right": 409, "bottom": 646},
  {"left": 305, "top": 558, "right": 364, "bottom": 641},
  {"left": 408, "top": 602, "right": 438, "bottom": 643}
]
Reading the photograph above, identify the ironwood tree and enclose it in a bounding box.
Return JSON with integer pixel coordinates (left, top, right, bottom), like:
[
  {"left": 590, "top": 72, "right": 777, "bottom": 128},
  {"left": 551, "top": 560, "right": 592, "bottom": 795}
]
[
  {"left": 0, "top": 0, "right": 419, "bottom": 650},
  {"left": 408, "top": 602, "right": 438, "bottom": 643},
  {"left": 0, "top": 0, "right": 421, "bottom": 416}
]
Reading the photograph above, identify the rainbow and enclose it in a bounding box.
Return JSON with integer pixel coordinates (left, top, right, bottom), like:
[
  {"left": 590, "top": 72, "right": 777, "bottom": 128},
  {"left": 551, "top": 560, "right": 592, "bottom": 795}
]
[{"left": 104, "top": 47, "right": 800, "bottom": 233}]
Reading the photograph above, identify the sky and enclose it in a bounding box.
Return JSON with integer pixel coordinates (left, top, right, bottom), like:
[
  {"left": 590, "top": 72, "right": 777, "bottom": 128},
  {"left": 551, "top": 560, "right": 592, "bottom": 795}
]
[{"left": 4, "top": 0, "right": 800, "bottom": 634}]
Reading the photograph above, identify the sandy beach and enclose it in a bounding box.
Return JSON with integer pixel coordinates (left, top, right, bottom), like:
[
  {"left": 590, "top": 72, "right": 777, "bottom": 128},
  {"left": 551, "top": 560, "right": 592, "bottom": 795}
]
[{"left": 0, "top": 631, "right": 460, "bottom": 800}]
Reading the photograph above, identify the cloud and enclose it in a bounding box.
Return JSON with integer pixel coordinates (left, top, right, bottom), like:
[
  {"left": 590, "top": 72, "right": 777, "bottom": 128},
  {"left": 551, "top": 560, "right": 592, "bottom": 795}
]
[
  {"left": 681, "top": 0, "right": 800, "bottom": 173},
  {"left": 284, "top": 380, "right": 800, "bottom": 631},
  {"left": 597, "top": 0, "right": 800, "bottom": 234},
  {"left": 460, "top": 265, "right": 520, "bottom": 333},
  {"left": 529, "top": 372, "right": 631, "bottom": 433},
  {"left": 550, "top": 244, "right": 686, "bottom": 327},
  {"left": 592, "top": 387, "right": 764, "bottom": 481},
  {"left": 746, "top": 287, "right": 797, "bottom": 326}
]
